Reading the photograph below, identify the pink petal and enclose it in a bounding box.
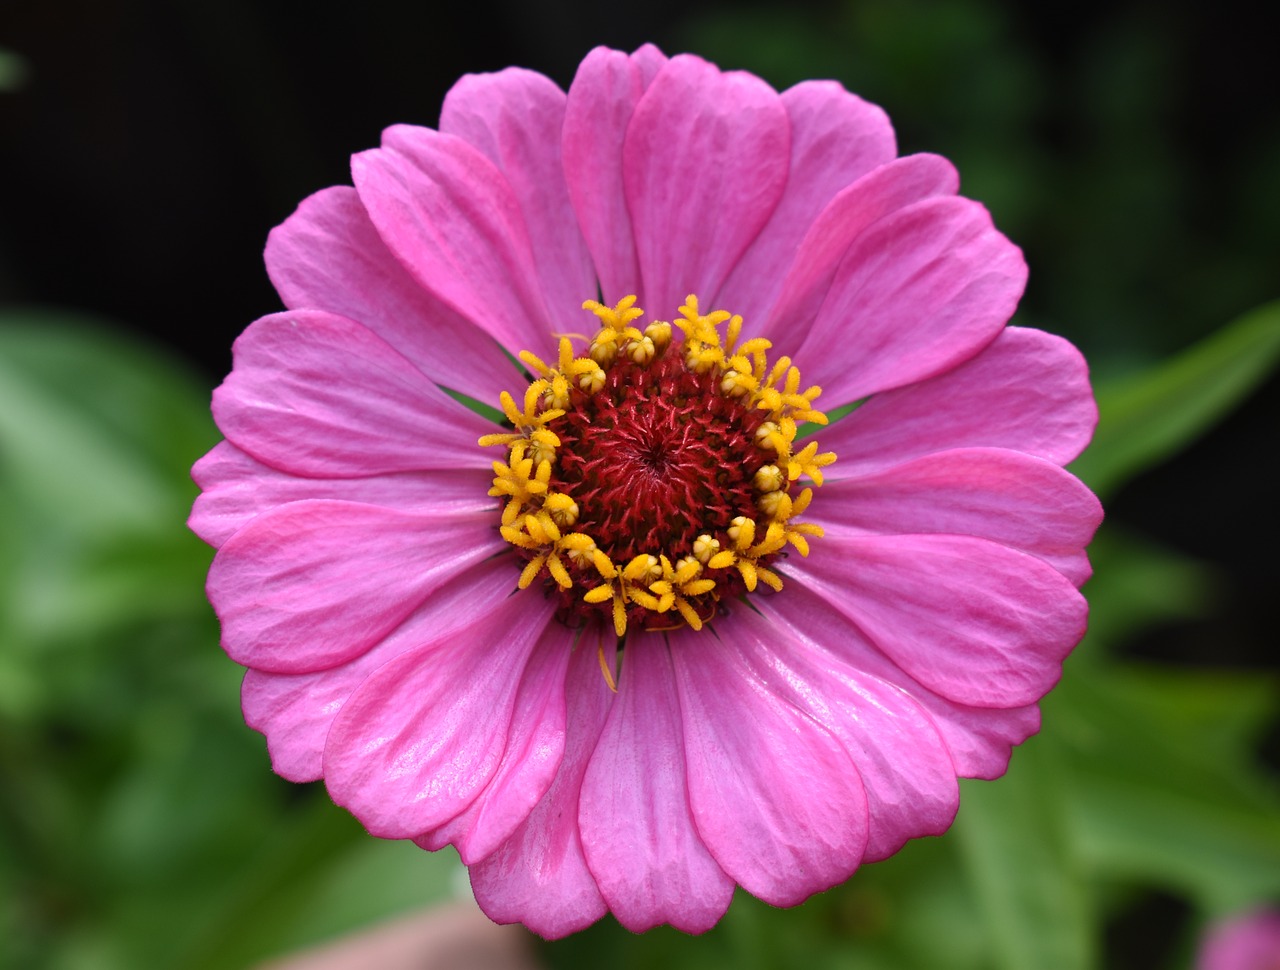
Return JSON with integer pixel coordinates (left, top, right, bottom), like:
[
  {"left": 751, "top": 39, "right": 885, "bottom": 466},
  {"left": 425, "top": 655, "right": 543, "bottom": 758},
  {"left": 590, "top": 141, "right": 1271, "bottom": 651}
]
[
  {"left": 624, "top": 54, "right": 790, "bottom": 315},
  {"left": 323, "top": 590, "right": 557, "bottom": 839},
  {"left": 208, "top": 499, "right": 500, "bottom": 674},
  {"left": 211, "top": 310, "right": 495, "bottom": 478},
  {"left": 189, "top": 441, "right": 490, "bottom": 549},
  {"left": 630, "top": 43, "right": 668, "bottom": 87},
  {"left": 579, "top": 638, "right": 733, "bottom": 933},
  {"left": 240, "top": 555, "right": 520, "bottom": 782},
  {"left": 759, "top": 153, "right": 959, "bottom": 345},
  {"left": 793, "top": 195, "right": 1027, "bottom": 402},
  {"left": 352, "top": 127, "right": 555, "bottom": 355},
  {"left": 819, "top": 326, "right": 1098, "bottom": 473},
  {"left": 469, "top": 636, "right": 617, "bottom": 939},
  {"left": 814, "top": 448, "right": 1103, "bottom": 586},
  {"left": 264, "top": 186, "right": 519, "bottom": 403},
  {"left": 758, "top": 582, "right": 1042, "bottom": 781},
  {"left": 669, "top": 625, "right": 869, "bottom": 906},
  {"left": 441, "top": 68, "right": 596, "bottom": 320},
  {"left": 717, "top": 607, "right": 959, "bottom": 862},
  {"left": 416, "top": 622, "right": 574, "bottom": 864},
  {"left": 783, "top": 533, "right": 1086, "bottom": 708},
  {"left": 561, "top": 46, "right": 649, "bottom": 302},
  {"left": 717, "top": 80, "right": 897, "bottom": 326}
]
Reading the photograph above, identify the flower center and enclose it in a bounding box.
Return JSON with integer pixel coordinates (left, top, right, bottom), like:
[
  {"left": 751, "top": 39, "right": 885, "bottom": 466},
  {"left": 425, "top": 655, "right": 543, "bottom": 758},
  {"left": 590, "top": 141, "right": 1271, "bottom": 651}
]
[
  {"left": 479, "top": 296, "right": 835, "bottom": 641},
  {"left": 555, "top": 352, "right": 764, "bottom": 562}
]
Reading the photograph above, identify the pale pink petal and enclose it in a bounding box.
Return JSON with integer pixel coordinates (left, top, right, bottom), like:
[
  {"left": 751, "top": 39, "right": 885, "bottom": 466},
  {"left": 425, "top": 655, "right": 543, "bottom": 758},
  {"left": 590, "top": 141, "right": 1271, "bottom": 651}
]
[
  {"left": 819, "top": 326, "right": 1098, "bottom": 473},
  {"left": 208, "top": 499, "right": 500, "bottom": 674},
  {"left": 189, "top": 441, "right": 490, "bottom": 549},
  {"left": 758, "top": 582, "right": 1042, "bottom": 780},
  {"left": 624, "top": 54, "right": 790, "bottom": 315},
  {"left": 720, "top": 607, "right": 958, "bottom": 862},
  {"left": 562, "top": 47, "right": 648, "bottom": 302},
  {"left": 559, "top": 45, "right": 668, "bottom": 303},
  {"left": 718, "top": 81, "right": 897, "bottom": 326},
  {"left": 783, "top": 533, "right": 1086, "bottom": 709},
  {"left": 241, "top": 555, "right": 520, "bottom": 782},
  {"left": 211, "top": 310, "right": 495, "bottom": 478},
  {"left": 441, "top": 68, "right": 596, "bottom": 319},
  {"left": 323, "top": 590, "right": 557, "bottom": 839},
  {"left": 579, "top": 638, "right": 733, "bottom": 933},
  {"left": 814, "top": 448, "right": 1103, "bottom": 586},
  {"left": 469, "top": 638, "right": 617, "bottom": 939},
  {"left": 352, "top": 128, "right": 555, "bottom": 354},
  {"left": 630, "top": 43, "right": 668, "bottom": 87},
  {"left": 758, "top": 153, "right": 959, "bottom": 345},
  {"left": 416, "top": 622, "right": 575, "bottom": 864},
  {"left": 926, "top": 699, "right": 1040, "bottom": 781},
  {"left": 670, "top": 625, "right": 869, "bottom": 906},
  {"left": 793, "top": 195, "right": 1027, "bottom": 402},
  {"left": 264, "top": 186, "right": 519, "bottom": 403}
]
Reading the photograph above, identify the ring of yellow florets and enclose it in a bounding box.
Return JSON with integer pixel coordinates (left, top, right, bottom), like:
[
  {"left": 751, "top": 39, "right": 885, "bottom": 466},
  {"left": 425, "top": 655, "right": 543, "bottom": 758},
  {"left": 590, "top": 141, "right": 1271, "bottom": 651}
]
[{"left": 480, "top": 295, "right": 835, "bottom": 641}]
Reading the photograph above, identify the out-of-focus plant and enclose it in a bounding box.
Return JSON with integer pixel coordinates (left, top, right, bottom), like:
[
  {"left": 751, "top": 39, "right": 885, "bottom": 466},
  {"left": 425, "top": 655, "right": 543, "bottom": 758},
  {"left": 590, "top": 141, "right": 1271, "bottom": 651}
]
[{"left": 0, "top": 48, "right": 28, "bottom": 93}]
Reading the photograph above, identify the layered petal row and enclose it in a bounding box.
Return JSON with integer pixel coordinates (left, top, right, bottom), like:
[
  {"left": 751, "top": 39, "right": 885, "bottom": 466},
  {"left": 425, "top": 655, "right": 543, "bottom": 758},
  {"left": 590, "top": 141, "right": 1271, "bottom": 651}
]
[{"left": 192, "top": 43, "right": 1100, "bottom": 939}]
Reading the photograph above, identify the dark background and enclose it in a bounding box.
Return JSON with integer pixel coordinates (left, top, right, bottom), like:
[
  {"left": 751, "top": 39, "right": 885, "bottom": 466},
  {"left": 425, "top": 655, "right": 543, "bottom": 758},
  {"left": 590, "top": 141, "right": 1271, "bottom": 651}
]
[{"left": 4, "top": 0, "right": 1276, "bottom": 673}]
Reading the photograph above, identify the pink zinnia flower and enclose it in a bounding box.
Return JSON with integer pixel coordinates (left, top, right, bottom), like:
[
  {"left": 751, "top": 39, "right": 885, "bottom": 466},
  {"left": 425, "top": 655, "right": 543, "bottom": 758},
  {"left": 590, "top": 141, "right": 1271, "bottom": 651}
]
[
  {"left": 191, "top": 45, "right": 1101, "bottom": 937},
  {"left": 1199, "top": 910, "right": 1280, "bottom": 970}
]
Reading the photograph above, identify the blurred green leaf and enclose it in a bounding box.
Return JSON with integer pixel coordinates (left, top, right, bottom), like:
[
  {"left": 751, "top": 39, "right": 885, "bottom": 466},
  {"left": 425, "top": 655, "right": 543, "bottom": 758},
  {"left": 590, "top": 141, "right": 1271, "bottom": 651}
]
[
  {"left": 1079, "top": 526, "right": 1221, "bottom": 652},
  {"left": 953, "top": 739, "right": 1095, "bottom": 970},
  {"left": 0, "top": 48, "right": 28, "bottom": 92},
  {"left": 0, "top": 310, "right": 214, "bottom": 506},
  {"left": 1053, "top": 666, "right": 1280, "bottom": 916},
  {"left": 1073, "top": 299, "right": 1280, "bottom": 497},
  {"left": 0, "top": 310, "right": 218, "bottom": 719},
  {"left": 0, "top": 311, "right": 239, "bottom": 970},
  {"left": 1073, "top": 781, "right": 1280, "bottom": 917},
  {"left": 164, "top": 801, "right": 463, "bottom": 970}
]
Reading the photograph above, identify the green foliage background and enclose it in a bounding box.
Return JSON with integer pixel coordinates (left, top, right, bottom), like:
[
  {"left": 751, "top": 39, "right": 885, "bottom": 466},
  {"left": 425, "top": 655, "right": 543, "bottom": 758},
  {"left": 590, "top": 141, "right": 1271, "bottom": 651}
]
[{"left": 1, "top": 2, "right": 1277, "bottom": 968}]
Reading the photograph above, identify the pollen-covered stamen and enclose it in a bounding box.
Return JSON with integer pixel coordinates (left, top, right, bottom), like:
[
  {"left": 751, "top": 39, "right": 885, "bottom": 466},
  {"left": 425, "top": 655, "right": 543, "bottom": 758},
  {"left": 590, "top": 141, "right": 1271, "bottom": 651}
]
[
  {"left": 487, "top": 441, "right": 553, "bottom": 526},
  {"left": 753, "top": 415, "right": 837, "bottom": 485},
  {"left": 584, "top": 295, "right": 646, "bottom": 366},
  {"left": 583, "top": 553, "right": 658, "bottom": 638},
  {"left": 479, "top": 386, "right": 564, "bottom": 467},
  {"left": 480, "top": 294, "right": 835, "bottom": 636},
  {"left": 674, "top": 295, "right": 737, "bottom": 375},
  {"left": 515, "top": 531, "right": 598, "bottom": 591},
  {"left": 544, "top": 492, "right": 579, "bottom": 528},
  {"left": 767, "top": 488, "right": 826, "bottom": 557},
  {"left": 647, "top": 555, "right": 718, "bottom": 631},
  {"left": 786, "top": 440, "right": 838, "bottom": 486},
  {"left": 754, "top": 358, "right": 828, "bottom": 426},
  {"left": 519, "top": 338, "right": 605, "bottom": 410}
]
